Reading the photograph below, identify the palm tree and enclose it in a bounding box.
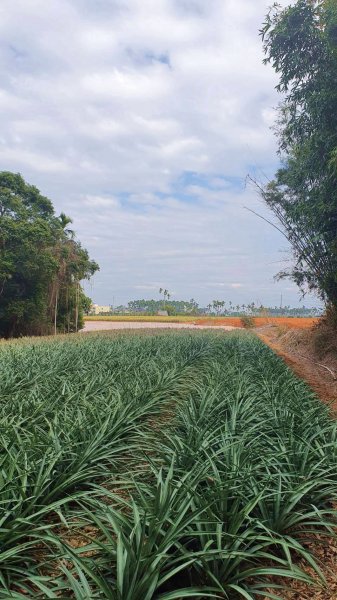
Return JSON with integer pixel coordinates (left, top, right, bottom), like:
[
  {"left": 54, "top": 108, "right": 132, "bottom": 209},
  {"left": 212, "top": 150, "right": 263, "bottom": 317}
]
[
  {"left": 59, "top": 212, "right": 75, "bottom": 239},
  {"left": 51, "top": 214, "right": 74, "bottom": 335}
]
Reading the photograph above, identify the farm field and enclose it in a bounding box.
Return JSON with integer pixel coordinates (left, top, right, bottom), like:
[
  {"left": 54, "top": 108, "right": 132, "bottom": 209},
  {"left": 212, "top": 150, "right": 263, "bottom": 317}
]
[
  {"left": 82, "top": 320, "right": 238, "bottom": 332},
  {"left": 1, "top": 330, "right": 336, "bottom": 598},
  {"left": 85, "top": 315, "right": 319, "bottom": 329},
  {"left": 195, "top": 317, "right": 319, "bottom": 329}
]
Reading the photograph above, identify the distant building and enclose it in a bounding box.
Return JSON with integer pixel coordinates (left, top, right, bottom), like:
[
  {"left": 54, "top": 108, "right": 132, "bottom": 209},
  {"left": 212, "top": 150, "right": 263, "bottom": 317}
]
[
  {"left": 157, "top": 310, "right": 168, "bottom": 316},
  {"left": 90, "top": 304, "right": 111, "bottom": 315}
]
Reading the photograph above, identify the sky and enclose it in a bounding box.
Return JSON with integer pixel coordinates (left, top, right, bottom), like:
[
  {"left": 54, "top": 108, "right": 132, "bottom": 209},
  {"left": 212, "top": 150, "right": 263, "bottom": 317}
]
[{"left": 0, "top": 0, "right": 319, "bottom": 308}]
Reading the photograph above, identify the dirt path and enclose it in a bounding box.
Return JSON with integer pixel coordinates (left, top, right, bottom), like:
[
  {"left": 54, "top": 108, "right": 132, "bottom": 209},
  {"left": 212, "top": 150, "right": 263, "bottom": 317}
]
[
  {"left": 257, "top": 326, "right": 337, "bottom": 599},
  {"left": 82, "top": 321, "right": 238, "bottom": 332},
  {"left": 256, "top": 326, "right": 337, "bottom": 414}
]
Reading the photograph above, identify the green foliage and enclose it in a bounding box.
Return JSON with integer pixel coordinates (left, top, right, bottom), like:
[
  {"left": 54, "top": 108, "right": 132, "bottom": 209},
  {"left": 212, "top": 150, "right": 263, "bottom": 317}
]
[
  {"left": 0, "top": 331, "right": 336, "bottom": 597},
  {"left": 81, "top": 292, "right": 93, "bottom": 316},
  {"left": 260, "top": 1, "right": 337, "bottom": 312},
  {"left": 127, "top": 298, "right": 200, "bottom": 315},
  {"left": 162, "top": 303, "right": 176, "bottom": 316},
  {"left": 117, "top": 300, "right": 320, "bottom": 318},
  {"left": 0, "top": 172, "right": 98, "bottom": 337}
]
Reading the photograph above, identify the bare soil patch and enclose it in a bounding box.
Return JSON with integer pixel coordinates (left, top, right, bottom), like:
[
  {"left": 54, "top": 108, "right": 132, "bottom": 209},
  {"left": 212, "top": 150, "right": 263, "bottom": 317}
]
[
  {"left": 197, "top": 316, "right": 319, "bottom": 328},
  {"left": 257, "top": 325, "right": 337, "bottom": 414},
  {"left": 82, "top": 320, "right": 238, "bottom": 332}
]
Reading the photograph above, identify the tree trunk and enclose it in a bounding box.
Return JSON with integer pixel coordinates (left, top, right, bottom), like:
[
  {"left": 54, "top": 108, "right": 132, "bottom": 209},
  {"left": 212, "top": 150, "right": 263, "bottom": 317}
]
[
  {"left": 75, "top": 281, "right": 79, "bottom": 332},
  {"left": 54, "top": 287, "right": 58, "bottom": 336}
]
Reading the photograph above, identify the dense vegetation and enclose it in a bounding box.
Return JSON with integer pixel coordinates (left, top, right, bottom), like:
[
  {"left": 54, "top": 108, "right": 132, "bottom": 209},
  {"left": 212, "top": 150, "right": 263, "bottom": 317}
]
[
  {"left": 1, "top": 330, "right": 336, "bottom": 598},
  {"left": 0, "top": 172, "right": 98, "bottom": 338},
  {"left": 260, "top": 0, "right": 337, "bottom": 316},
  {"left": 115, "top": 298, "right": 320, "bottom": 317},
  {"left": 126, "top": 298, "right": 199, "bottom": 315}
]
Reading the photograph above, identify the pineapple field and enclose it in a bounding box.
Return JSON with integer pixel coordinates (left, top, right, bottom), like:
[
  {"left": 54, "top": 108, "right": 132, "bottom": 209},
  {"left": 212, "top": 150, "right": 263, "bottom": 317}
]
[{"left": 1, "top": 330, "right": 336, "bottom": 599}]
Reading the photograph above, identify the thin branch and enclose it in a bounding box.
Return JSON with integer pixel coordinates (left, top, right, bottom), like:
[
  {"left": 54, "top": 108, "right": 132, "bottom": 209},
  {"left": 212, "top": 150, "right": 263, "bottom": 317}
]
[{"left": 244, "top": 206, "right": 289, "bottom": 240}]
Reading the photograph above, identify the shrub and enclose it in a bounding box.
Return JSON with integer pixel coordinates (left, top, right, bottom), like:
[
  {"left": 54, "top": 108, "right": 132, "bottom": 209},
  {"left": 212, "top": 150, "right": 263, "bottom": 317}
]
[{"left": 240, "top": 315, "right": 255, "bottom": 328}]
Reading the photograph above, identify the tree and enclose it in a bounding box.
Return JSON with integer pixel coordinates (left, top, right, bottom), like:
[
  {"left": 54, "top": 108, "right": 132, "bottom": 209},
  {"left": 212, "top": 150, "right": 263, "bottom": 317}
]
[
  {"left": 128, "top": 298, "right": 199, "bottom": 315},
  {"left": 159, "top": 288, "right": 170, "bottom": 309},
  {"left": 81, "top": 293, "right": 93, "bottom": 316},
  {"left": 212, "top": 300, "right": 225, "bottom": 315},
  {"left": 0, "top": 172, "right": 98, "bottom": 337},
  {"left": 259, "top": 0, "right": 337, "bottom": 316}
]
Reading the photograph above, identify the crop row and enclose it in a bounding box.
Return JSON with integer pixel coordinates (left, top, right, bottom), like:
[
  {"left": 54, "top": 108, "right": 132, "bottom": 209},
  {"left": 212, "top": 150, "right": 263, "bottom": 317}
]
[{"left": 0, "top": 331, "right": 336, "bottom": 598}]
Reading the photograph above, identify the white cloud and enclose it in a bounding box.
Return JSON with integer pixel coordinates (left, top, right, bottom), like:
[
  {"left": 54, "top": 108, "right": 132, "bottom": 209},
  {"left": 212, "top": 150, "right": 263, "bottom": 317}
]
[
  {"left": 0, "top": 148, "right": 70, "bottom": 173},
  {"left": 83, "top": 195, "right": 120, "bottom": 208},
  {"left": 0, "top": 0, "right": 313, "bottom": 307}
]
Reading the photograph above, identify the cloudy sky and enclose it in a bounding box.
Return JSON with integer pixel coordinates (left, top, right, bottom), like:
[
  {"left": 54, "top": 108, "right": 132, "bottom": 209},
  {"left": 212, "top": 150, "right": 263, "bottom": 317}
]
[{"left": 1, "top": 0, "right": 315, "bottom": 308}]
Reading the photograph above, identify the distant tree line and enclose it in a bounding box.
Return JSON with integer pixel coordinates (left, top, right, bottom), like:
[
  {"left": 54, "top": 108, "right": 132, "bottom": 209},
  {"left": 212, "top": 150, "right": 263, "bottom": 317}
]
[
  {"left": 206, "top": 302, "right": 321, "bottom": 317},
  {"left": 126, "top": 298, "right": 199, "bottom": 315},
  {"left": 206, "top": 300, "right": 320, "bottom": 317},
  {"left": 0, "top": 172, "right": 98, "bottom": 338},
  {"left": 111, "top": 298, "right": 320, "bottom": 318}
]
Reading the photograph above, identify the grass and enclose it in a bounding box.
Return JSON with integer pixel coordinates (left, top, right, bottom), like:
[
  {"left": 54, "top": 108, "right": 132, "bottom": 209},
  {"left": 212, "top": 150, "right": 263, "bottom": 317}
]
[{"left": 0, "top": 330, "right": 336, "bottom": 598}]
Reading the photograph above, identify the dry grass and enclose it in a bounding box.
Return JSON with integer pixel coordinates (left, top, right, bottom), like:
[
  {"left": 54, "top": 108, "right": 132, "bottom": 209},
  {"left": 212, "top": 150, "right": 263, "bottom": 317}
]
[
  {"left": 85, "top": 315, "right": 319, "bottom": 328},
  {"left": 84, "top": 315, "right": 197, "bottom": 322}
]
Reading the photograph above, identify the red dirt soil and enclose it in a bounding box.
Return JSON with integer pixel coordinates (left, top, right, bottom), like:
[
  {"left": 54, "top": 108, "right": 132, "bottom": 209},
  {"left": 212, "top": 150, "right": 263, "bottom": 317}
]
[
  {"left": 258, "top": 329, "right": 337, "bottom": 413},
  {"left": 196, "top": 317, "right": 318, "bottom": 329}
]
